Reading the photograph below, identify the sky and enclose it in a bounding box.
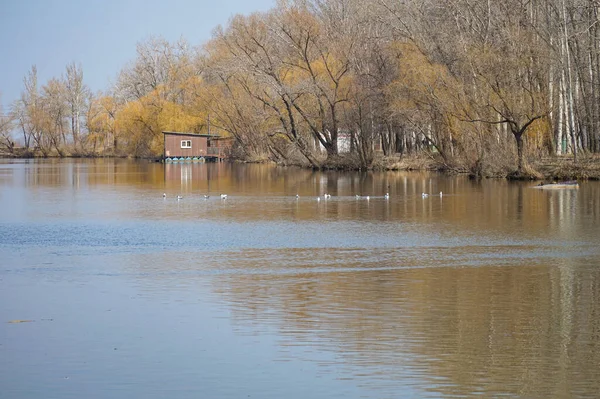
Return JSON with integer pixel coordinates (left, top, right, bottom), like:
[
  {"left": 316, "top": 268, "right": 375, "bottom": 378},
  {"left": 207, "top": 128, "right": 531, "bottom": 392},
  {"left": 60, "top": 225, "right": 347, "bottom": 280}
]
[{"left": 0, "top": 0, "right": 275, "bottom": 114}]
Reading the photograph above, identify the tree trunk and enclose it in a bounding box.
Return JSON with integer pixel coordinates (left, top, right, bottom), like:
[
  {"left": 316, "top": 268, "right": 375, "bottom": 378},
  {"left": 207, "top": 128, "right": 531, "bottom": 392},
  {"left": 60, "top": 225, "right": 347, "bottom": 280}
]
[
  {"left": 562, "top": 0, "right": 577, "bottom": 162},
  {"left": 557, "top": 76, "right": 565, "bottom": 155},
  {"left": 515, "top": 132, "right": 524, "bottom": 173}
]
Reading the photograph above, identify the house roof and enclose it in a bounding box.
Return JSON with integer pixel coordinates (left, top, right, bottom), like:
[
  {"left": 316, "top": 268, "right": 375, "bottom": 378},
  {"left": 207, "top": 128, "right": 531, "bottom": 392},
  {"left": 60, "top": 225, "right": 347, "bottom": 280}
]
[{"left": 162, "top": 131, "right": 220, "bottom": 138}]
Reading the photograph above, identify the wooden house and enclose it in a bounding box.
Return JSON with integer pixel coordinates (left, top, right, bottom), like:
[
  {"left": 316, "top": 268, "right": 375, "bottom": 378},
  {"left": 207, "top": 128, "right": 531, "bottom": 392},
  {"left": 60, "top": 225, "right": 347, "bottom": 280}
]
[{"left": 163, "top": 131, "right": 229, "bottom": 161}]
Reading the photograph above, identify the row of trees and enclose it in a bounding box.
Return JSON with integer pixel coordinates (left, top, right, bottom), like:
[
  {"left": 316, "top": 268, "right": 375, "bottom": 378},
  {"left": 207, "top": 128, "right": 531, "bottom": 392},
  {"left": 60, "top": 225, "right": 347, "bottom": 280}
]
[
  {"left": 201, "top": 0, "right": 600, "bottom": 173},
  {"left": 1, "top": 63, "right": 88, "bottom": 156},
  {"left": 0, "top": 38, "right": 208, "bottom": 158},
  {"left": 2, "top": 0, "right": 600, "bottom": 175}
]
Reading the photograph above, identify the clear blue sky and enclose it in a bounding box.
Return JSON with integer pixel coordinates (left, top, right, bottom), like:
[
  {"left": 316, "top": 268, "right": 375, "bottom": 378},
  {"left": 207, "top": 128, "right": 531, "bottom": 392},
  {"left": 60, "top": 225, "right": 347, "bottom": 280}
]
[{"left": 0, "top": 0, "right": 275, "bottom": 114}]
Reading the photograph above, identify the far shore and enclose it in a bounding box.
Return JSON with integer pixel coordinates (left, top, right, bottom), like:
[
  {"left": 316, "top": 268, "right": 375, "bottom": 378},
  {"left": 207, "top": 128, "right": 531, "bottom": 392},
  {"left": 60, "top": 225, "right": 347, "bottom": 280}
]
[{"left": 2, "top": 152, "right": 599, "bottom": 181}]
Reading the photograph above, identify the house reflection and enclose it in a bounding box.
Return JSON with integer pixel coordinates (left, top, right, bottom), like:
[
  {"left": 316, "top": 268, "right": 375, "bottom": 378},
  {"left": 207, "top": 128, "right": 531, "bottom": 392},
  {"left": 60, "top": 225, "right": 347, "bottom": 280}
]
[{"left": 163, "top": 162, "right": 229, "bottom": 191}]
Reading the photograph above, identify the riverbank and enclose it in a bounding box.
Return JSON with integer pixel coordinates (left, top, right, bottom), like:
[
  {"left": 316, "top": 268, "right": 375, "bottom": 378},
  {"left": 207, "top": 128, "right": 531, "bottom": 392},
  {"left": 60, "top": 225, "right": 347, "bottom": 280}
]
[
  {"left": 532, "top": 156, "right": 600, "bottom": 181},
  {"left": 378, "top": 154, "right": 600, "bottom": 181},
  {"left": 3, "top": 150, "right": 600, "bottom": 180},
  {"left": 320, "top": 153, "right": 600, "bottom": 181}
]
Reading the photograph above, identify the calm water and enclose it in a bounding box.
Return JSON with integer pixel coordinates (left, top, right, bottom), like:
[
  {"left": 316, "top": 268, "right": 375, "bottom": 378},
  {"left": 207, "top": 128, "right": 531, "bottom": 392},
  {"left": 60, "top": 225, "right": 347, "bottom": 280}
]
[{"left": 1, "top": 159, "right": 599, "bottom": 398}]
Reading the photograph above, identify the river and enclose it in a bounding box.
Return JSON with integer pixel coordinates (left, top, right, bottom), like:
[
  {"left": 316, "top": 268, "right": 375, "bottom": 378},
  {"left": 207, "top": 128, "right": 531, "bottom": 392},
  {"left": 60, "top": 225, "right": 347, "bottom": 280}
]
[{"left": 1, "top": 159, "right": 599, "bottom": 398}]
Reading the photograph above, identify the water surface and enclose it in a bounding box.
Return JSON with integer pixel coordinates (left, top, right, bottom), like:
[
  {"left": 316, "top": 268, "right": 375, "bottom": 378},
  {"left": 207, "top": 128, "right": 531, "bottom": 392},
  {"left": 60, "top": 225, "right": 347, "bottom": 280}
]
[{"left": 1, "top": 159, "right": 599, "bottom": 398}]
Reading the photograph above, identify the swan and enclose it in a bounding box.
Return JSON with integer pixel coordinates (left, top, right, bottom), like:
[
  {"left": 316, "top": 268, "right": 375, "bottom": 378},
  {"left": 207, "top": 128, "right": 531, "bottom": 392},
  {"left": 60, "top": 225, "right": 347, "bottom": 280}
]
[{"left": 220, "top": 194, "right": 228, "bottom": 199}]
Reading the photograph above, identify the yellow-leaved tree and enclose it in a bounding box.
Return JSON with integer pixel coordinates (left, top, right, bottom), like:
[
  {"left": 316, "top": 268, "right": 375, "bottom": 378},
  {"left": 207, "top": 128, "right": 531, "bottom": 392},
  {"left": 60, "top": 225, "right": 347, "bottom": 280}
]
[
  {"left": 115, "top": 86, "right": 205, "bottom": 157},
  {"left": 112, "top": 37, "right": 208, "bottom": 157},
  {"left": 386, "top": 42, "right": 469, "bottom": 166}
]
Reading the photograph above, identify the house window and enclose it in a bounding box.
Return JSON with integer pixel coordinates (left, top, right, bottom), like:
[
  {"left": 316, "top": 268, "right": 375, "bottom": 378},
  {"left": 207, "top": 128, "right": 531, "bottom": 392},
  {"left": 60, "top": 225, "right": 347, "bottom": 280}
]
[{"left": 181, "top": 140, "right": 192, "bottom": 148}]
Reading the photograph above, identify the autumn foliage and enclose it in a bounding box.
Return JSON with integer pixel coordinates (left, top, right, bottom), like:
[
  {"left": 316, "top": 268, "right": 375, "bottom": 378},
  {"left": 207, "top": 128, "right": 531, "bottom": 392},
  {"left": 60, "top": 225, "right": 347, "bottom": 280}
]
[{"left": 5, "top": 0, "right": 600, "bottom": 176}]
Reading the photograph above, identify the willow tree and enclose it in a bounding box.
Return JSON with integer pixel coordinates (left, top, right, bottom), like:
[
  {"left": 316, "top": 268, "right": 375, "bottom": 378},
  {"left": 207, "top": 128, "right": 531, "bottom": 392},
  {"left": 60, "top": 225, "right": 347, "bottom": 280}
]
[
  {"left": 86, "top": 93, "right": 122, "bottom": 154},
  {"left": 386, "top": 42, "right": 467, "bottom": 165},
  {"left": 115, "top": 88, "right": 203, "bottom": 156},
  {"left": 201, "top": 53, "right": 275, "bottom": 161},
  {"left": 272, "top": 2, "right": 355, "bottom": 158},
  {"left": 111, "top": 37, "right": 206, "bottom": 157},
  {"left": 40, "top": 77, "right": 69, "bottom": 156},
  {"left": 460, "top": 4, "right": 551, "bottom": 175},
  {"left": 211, "top": 12, "right": 323, "bottom": 166}
]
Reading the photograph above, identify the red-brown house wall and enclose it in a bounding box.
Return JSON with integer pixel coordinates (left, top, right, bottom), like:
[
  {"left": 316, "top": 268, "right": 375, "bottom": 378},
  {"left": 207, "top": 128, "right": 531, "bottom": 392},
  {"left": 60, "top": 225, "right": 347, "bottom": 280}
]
[{"left": 164, "top": 134, "right": 208, "bottom": 158}]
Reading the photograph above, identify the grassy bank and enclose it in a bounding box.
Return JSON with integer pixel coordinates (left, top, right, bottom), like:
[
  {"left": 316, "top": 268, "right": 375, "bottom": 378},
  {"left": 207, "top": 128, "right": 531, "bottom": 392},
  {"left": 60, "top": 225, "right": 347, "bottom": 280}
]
[
  {"left": 533, "top": 156, "right": 600, "bottom": 181},
  {"left": 371, "top": 154, "right": 600, "bottom": 181}
]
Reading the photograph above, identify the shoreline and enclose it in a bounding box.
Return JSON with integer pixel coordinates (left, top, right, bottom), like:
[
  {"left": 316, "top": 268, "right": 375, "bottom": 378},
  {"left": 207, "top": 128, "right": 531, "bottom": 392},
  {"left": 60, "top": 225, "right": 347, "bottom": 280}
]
[{"left": 2, "top": 153, "right": 599, "bottom": 181}]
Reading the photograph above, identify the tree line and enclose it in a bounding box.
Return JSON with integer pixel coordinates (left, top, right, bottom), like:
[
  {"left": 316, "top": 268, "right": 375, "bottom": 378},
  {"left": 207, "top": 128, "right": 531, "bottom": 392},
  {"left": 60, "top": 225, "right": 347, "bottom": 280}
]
[{"left": 1, "top": 0, "right": 600, "bottom": 176}]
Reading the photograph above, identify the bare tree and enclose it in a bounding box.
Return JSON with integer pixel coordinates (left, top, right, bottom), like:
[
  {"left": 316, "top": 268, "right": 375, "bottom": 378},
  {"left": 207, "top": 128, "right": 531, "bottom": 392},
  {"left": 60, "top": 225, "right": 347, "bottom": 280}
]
[
  {"left": 13, "top": 65, "right": 54, "bottom": 156},
  {"left": 211, "top": 12, "right": 323, "bottom": 165},
  {"left": 15, "top": 65, "right": 40, "bottom": 150},
  {"left": 0, "top": 95, "right": 15, "bottom": 154},
  {"left": 64, "top": 62, "right": 89, "bottom": 151},
  {"left": 115, "top": 36, "right": 198, "bottom": 102},
  {"left": 41, "top": 78, "right": 70, "bottom": 156}
]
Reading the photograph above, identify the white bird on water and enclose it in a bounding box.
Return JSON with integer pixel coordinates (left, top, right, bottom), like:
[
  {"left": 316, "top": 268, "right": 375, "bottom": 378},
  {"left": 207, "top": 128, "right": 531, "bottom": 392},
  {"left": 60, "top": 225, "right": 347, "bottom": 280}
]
[
  {"left": 204, "top": 195, "right": 210, "bottom": 199},
  {"left": 422, "top": 192, "right": 429, "bottom": 198},
  {"left": 439, "top": 191, "right": 443, "bottom": 197},
  {"left": 384, "top": 193, "right": 389, "bottom": 199},
  {"left": 220, "top": 194, "right": 228, "bottom": 199},
  {"left": 324, "top": 193, "right": 331, "bottom": 199},
  {"left": 163, "top": 193, "right": 166, "bottom": 198},
  {"left": 296, "top": 194, "right": 300, "bottom": 199},
  {"left": 177, "top": 195, "right": 183, "bottom": 200}
]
